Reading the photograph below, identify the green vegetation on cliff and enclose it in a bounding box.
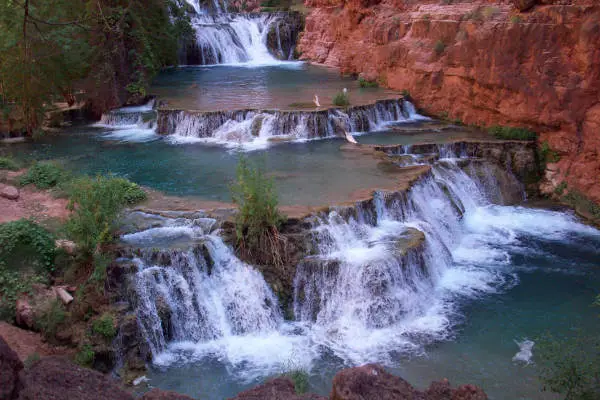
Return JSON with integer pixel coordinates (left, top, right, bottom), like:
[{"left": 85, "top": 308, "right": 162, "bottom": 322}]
[
  {"left": 488, "top": 125, "right": 537, "bottom": 140},
  {"left": 0, "top": 0, "right": 192, "bottom": 135}
]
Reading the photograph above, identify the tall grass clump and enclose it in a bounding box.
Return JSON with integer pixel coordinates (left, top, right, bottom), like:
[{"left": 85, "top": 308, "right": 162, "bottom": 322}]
[
  {"left": 65, "top": 176, "right": 146, "bottom": 255},
  {"left": 358, "top": 77, "right": 378, "bottom": 88},
  {"left": 332, "top": 91, "right": 350, "bottom": 107},
  {"left": 488, "top": 125, "right": 537, "bottom": 140},
  {"left": 230, "top": 156, "right": 287, "bottom": 265}
]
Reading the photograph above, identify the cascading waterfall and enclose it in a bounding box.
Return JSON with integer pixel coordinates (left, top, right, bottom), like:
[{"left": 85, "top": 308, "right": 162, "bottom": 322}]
[
  {"left": 159, "top": 99, "right": 421, "bottom": 148},
  {"left": 182, "top": 14, "right": 281, "bottom": 65},
  {"left": 95, "top": 100, "right": 159, "bottom": 142},
  {"left": 125, "top": 149, "right": 600, "bottom": 375},
  {"left": 179, "top": 0, "right": 298, "bottom": 66}
]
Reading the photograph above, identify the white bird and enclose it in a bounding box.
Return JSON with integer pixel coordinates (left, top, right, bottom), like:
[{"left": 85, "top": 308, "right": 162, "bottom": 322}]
[{"left": 313, "top": 94, "right": 321, "bottom": 107}]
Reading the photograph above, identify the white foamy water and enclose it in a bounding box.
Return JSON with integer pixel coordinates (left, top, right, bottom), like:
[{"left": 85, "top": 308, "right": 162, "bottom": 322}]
[
  {"left": 124, "top": 152, "right": 600, "bottom": 379},
  {"left": 512, "top": 339, "right": 535, "bottom": 364}
]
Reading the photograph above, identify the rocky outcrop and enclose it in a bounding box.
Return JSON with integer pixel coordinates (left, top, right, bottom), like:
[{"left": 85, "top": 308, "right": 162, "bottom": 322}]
[
  {"left": 0, "top": 336, "right": 23, "bottom": 400},
  {"left": 229, "top": 377, "right": 327, "bottom": 400},
  {"left": 141, "top": 388, "right": 196, "bottom": 400},
  {"left": 299, "top": 0, "right": 600, "bottom": 204},
  {"left": 266, "top": 12, "right": 305, "bottom": 60},
  {"left": 330, "top": 364, "right": 487, "bottom": 400},
  {"left": 17, "top": 357, "right": 134, "bottom": 400}
]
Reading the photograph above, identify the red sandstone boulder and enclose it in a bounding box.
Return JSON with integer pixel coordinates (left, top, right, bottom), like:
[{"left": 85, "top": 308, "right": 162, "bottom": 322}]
[
  {"left": 141, "top": 388, "right": 196, "bottom": 400},
  {"left": 228, "top": 377, "right": 327, "bottom": 400},
  {"left": 0, "top": 335, "right": 23, "bottom": 400},
  {"left": 17, "top": 356, "right": 134, "bottom": 400},
  {"left": 0, "top": 184, "right": 19, "bottom": 201},
  {"left": 330, "top": 364, "right": 487, "bottom": 400}
]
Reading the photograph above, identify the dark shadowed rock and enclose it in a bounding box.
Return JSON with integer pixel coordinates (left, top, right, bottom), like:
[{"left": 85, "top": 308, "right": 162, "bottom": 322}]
[
  {"left": 0, "top": 335, "right": 23, "bottom": 400},
  {"left": 331, "top": 364, "right": 487, "bottom": 400},
  {"left": 512, "top": 0, "right": 537, "bottom": 11},
  {"left": 228, "top": 377, "right": 326, "bottom": 400},
  {"left": 18, "top": 356, "right": 134, "bottom": 400},
  {"left": 141, "top": 388, "right": 196, "bottom": 400}
]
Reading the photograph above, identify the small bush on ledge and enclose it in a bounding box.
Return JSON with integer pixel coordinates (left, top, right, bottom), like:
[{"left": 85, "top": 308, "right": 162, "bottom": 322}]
[
  {"left": 434, "top": 40, "right": 446, "bottom": 55},
  {"left": 333, "top": 91, "right": 350, "bottom": 107},
  {"left": 358, "top": 78, "right": 378, "bottom": 88},
  {"left": 230, "top": 156, "right": 287, "bottom": 266},
  {"left": 488, "top": 125, "right": 537, "bottom": 140}
]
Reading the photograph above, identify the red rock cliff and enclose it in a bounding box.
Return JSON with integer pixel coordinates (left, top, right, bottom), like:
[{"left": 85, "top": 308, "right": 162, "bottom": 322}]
[{"left": 299, "top": 0, "right": 600, "bottom": 203}]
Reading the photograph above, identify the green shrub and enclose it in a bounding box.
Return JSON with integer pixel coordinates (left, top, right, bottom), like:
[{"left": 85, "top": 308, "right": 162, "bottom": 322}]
[
  {"left": 434, "top": 40, "right": 446, "bottom": 55},
  {"left": 285, "top": 369, "right": 310, "bottom": 394},
  {"left": 65, "top": 176, "right": 146, "bottom": 254},
  {"left": 230, "top": 156, "right": 286, "bottom": 265},
  {"left": 0, "top": 263, "right": 29, "bottom": 320},
  {"left": 537, "top": 331, "right": 600, "bottom": 400},
  {"left": 19, "top": 162, "right": 67, "bottom": 189},
  {"left": 0, "top": 219, "right": 56, "bottom": 273},
  {"left": 488, "top": 125, "right": 537, "bottom": 140},
  {"left": 37, "top": 300, "right": 67, "bottom": 340},
  {"left": 510, "top": 15, "right": 523, "bottom": 24},
  {"left": 0, "top": 157, "right": 20, "bottom": 171},
  {"left": 332, "top": 91, "right": 350, "bottom": 107},
  {"left": 562, "top": 190, "right": 600, "bottom": 221},
  {"left": 75, "top": 344, "right": 95, "bottom": 367},
  {"left": 92, "top": 313, "right": 116, "bottom": 339},
  {"left": 554, "top": 181, "right": 567, "bottom": 196},
  {"left": 358, "top": 78, "right": 378, "bottom": 88},
  {"left": 539, "top": 141, "right": 561, "bottom": 163}
]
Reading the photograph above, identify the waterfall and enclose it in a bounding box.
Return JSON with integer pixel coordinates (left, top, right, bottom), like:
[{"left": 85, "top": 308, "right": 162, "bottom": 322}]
[
  {"left": 158, "top": 99, "right": 423, "bottom": 148},
  {"left": 95, "top": 100, "right": 159, "bottom": 142},
  {"left": 182, "top": 14, "right": 282, "bottom": 66},
  {"left": 125, "top": 149, "right": 600, "bottom": 373},
  {"left": 179, "top": 0, "right": 301, "bottom": 67}
]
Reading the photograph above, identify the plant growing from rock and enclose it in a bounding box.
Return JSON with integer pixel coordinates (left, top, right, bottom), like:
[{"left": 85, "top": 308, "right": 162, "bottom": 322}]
[
  {"left": 488, "top": 125, "right": 537, "bottom": 140},
  {"left": 92, "top": 313, "right": 116, "bottom": 340},
  {"left": 434, "top": 40, "right": 446, "bottom": 55},
  {"left": 0, "top": 219, "right": 56, "bottom": 273},
  {"left": 65, "top": 175, "right": 146, "bottom": 255},
  {"left": 333, "top": 91, "right": 350, "bottom": 107},
  {"left": 358, "top": 78, "right": 378, "bottom": 88},
  {"left": 230, "top": 156, "right": 287, "bottom": 266}
]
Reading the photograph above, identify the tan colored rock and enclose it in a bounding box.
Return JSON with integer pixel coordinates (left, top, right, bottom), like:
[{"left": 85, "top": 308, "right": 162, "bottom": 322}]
[
  {"left": 0, "top": 184, "right": 19, "bottom": 201},
  {"left": 55, "top": 239, "right": 77, "bottom": 255},
  {"left": 53, "top": 287, "right": 73, "bottom": 305},
  {"left": 15, "top": 299, "right": 34, "bottom": 330}
]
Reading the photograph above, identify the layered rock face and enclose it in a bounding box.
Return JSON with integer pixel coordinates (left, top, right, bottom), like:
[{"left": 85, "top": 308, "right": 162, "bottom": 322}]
[{"left": 299, "top": 0, "right": 600, "bottom": 203}]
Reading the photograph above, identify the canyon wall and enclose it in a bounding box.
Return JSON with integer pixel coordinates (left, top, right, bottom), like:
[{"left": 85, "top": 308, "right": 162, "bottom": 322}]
[{"left": 298, "top": 0, "right": 600, "bottom": 203}]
